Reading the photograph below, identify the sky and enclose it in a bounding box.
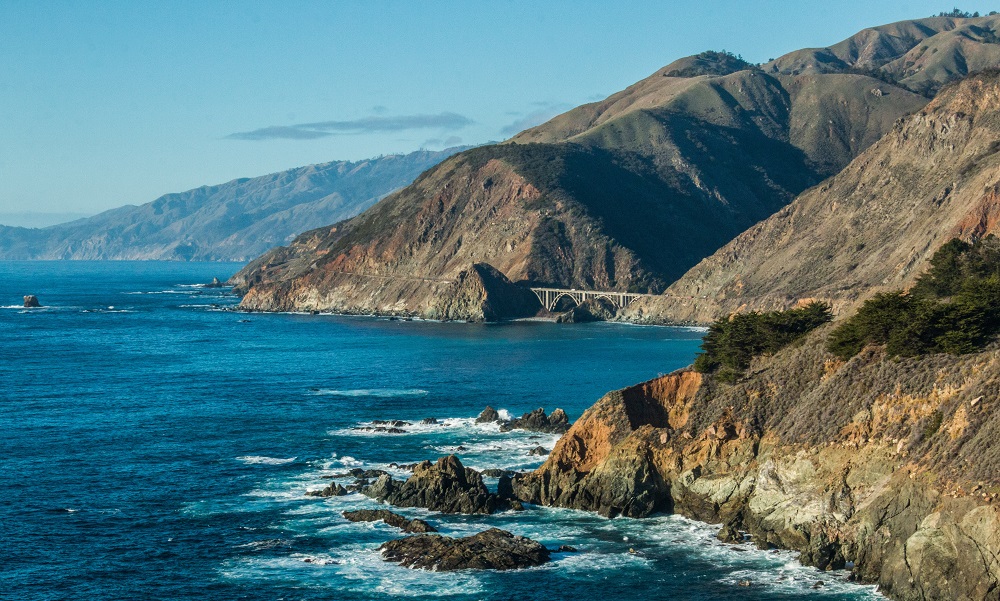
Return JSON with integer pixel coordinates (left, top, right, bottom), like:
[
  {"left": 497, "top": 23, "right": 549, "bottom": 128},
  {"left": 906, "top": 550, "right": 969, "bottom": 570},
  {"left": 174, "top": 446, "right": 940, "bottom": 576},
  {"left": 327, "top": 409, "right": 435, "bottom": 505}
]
[{"left": 0, "top": 0, "right": 990, "bottom": 223}]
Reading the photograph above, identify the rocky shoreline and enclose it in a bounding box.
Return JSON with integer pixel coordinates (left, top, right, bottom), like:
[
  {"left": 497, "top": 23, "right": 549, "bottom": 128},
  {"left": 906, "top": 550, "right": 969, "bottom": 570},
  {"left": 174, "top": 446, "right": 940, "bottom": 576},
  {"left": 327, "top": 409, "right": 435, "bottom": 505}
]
[
  {"left": 332, "top": 333, "right": 1000, "bottom": 600},
  {"left": 509, "top": 333, "right": 1000, "bottom": 600}
]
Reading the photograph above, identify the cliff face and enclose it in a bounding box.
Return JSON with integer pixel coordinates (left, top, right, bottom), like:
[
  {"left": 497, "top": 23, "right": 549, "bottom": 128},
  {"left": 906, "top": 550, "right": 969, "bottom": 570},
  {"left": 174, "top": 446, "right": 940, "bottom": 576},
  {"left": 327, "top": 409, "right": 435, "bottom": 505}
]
[
  {"left": 626, "top": 72, "right": 1000, "bottom": 324},
  {"left": 0, "top": 148, "right": 466, "bottom": 261},
  {"left": 514, "top": 328, "right": 1000, "bottom": 600}
]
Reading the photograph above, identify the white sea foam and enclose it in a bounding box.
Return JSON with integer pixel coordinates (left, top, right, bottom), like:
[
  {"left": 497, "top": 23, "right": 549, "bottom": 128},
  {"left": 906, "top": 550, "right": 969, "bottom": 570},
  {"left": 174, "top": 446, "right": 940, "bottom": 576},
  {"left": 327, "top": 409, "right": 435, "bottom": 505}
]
[
  {"left": 236, "top": 455, "right": 297, "bottom": 466},
  {"left": 310, "top": 388, "right": 429, "bottom": 398}
]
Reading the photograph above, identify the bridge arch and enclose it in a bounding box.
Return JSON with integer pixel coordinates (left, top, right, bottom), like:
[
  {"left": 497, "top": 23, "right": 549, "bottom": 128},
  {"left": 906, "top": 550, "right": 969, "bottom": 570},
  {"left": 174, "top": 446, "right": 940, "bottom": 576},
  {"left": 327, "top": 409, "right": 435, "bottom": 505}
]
[{"left": 549, "top": 292, "right": 581, "bottom": 312}]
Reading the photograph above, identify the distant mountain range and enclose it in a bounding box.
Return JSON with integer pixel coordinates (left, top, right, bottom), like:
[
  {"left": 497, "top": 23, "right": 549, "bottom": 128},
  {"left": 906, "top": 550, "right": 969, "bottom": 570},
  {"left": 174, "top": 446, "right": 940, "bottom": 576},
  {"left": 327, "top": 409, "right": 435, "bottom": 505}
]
[
  {"left": 0, "top": 147, "right": 467, "bottom": 261},
  {"left": 234, "top": 14, "right": 1000, "bottom": 319}
]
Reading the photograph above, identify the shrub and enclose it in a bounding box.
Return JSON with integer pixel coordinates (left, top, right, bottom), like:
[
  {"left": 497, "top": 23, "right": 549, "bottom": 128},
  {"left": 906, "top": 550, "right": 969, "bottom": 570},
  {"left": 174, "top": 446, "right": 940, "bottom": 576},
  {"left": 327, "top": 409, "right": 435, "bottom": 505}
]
[
  {"left": 694, "top": 302, "right": 832, "bottom": 382},
  {"left": 828, "top": 236, "right": 1000, "bottom": 360}
]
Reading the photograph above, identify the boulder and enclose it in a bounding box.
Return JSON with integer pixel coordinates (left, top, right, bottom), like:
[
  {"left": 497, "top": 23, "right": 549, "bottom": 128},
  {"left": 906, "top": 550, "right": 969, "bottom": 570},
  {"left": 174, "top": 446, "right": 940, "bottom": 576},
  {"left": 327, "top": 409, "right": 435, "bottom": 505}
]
[
  {"left": 380, "top": 528, "right": 550, "bottom": 571},
  {"left": 23, "top": 295, "right": 40, "bottom": 308},
  {"left": 342, "top": 509, "right": 436, "bottom": 533},
  {"left": 362, "top": 455, "right": 520, "bottom": 514},
  {"left": 528, "top": 446, "right": 549, "bottom": 456}
]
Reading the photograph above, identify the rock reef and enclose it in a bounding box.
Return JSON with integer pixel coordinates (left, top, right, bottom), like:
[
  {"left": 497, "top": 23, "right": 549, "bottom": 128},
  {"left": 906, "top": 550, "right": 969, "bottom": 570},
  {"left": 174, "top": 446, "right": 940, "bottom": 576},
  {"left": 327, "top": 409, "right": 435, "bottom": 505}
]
[
  {"left": 363, "top": 455, "right": 521, "bottom": 514},
  {"left": 380, "top": 528, "right": 550, "bottom": 571},
  {"left": 476, "top": 406, "right": 571, "bottom": 434}
]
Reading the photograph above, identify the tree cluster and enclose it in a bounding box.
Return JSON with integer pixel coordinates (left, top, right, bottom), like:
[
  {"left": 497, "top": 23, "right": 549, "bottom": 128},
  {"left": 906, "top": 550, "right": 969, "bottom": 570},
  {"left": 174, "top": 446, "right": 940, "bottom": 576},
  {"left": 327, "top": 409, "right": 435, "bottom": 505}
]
[
  {"left": 934, "top": 8, "right": 997, "bottom": 17},
  {"left": 828, "top": 237, "right": 1000, "bottom": 359},
  {"left": 694, "top": 302, "right": 832, "bottom": 382}
]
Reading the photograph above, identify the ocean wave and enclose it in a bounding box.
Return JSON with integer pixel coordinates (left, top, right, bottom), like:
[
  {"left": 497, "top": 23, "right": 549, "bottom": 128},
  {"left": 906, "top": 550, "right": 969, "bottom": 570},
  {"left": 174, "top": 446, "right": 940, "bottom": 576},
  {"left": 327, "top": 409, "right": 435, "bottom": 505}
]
[
  {"left": 236, "top": 455, "right": 297, "bottom": 466},
  {"left": 309, "top": 388, "right": 429, "bottom": 398}
]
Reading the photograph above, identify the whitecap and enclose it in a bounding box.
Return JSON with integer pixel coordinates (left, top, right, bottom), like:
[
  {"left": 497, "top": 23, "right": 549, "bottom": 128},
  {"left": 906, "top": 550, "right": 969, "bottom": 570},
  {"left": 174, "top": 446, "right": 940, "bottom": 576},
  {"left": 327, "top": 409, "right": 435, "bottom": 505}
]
[
  {"left": 236, "top": 455, "right": 297, "bottom": 466},
  {"left": 310, "top": 388, "right": 429, "bottom": 398}
]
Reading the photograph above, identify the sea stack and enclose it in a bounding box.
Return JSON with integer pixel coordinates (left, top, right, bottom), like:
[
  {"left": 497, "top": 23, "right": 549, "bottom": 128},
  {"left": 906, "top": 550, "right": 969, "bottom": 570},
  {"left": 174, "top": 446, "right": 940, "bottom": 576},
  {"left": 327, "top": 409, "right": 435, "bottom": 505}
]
[{"left": 23, "top": 295, "right": 40, "bottom": 308}]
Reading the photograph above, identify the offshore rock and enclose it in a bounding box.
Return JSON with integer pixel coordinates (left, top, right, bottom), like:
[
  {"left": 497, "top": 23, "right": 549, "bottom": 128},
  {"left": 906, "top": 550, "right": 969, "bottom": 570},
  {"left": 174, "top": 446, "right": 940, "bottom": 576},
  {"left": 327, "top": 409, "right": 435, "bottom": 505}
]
[
  {"left": 23, "top": 295, "right": 40, "bottom": 308},
  {"left": 513, "top": 330, "right": 1000, "bottom": 600},
  {"left": 476, "top": 406, "right": 500, "bottom": 423},
  {"left": 341, "top": 509, "right": 436, "bottom": 533},
  {"left": 500, "top": 407, "right": 571, "bottom": 434},
  {"left": 380, "top": 528, "right": 550, "bottom": 571},
  {"left": 362, "top": 455, "right": 518, "bottom": 514},
  {"left": 306, "top": 482, "right": 348, "bottom": 498}
]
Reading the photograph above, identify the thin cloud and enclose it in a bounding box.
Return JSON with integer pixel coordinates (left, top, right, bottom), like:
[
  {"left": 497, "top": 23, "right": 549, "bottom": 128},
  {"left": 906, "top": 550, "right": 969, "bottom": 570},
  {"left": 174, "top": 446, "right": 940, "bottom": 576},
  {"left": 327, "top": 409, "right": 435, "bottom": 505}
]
[
  {"left": 225, "top": 126, "right": 333, "bottom": 141},
  {"left": 227, "top": 112, "right": 473, "bottom": 141},
  {"left": 500, "top": 103, "right": 570, "bottom": 137}
]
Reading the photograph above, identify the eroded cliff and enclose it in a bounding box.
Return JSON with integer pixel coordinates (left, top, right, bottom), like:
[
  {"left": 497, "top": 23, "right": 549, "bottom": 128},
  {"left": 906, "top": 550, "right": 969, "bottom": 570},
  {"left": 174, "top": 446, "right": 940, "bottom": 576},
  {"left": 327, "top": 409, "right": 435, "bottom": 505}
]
[{"left": 515, "top": 328, "right": 1000, "bottom": 600}]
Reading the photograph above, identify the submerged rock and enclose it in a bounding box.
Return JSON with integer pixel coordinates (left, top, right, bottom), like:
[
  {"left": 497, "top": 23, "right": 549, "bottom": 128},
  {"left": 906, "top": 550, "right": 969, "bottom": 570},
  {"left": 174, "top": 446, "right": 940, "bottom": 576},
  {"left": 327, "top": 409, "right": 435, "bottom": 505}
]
[
  {"left": 362, "top": 455, "right": 520, "bottom": 514},
  {"left": 342, "top": 509, "right": 436, "bottom": 533},
  {"left": 23, "top": 295, "right": 40, "bottom": 308},
  {"left": 373, "top": 420, "right": 411, "bottom": 427},
  {"left": 380, "top": 528, "right": 550, "bottom": 571},
  {"left": 306, "top": 482, "right": 348, "bottom": 497}
]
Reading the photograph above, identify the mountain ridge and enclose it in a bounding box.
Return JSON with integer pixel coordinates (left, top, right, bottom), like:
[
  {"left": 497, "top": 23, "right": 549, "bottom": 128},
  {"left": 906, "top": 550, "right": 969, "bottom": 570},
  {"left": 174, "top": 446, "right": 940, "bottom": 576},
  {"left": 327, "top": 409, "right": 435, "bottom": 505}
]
[
  {"left": 233, "top": 15, "right": 991, "bottom": 318},
  {"left": 0, "top": 147, "right": 467, "bottom": 261}
]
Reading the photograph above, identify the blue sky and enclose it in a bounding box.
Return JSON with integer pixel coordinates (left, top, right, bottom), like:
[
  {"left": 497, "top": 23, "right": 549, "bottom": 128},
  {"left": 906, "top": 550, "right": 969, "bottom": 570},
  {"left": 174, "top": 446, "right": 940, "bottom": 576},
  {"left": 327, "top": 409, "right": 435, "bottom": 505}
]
[{"left": 0, "top": 0, "right": 986, "bottom": 220}]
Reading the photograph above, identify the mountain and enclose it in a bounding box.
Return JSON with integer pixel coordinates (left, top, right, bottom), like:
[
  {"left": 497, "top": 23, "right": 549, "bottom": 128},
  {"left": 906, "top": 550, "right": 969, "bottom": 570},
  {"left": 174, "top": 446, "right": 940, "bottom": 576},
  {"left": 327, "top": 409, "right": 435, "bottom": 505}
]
[
  {"left": 232, "top": 27, "right": 954, "bottom": 317},
  {"left": 0, "top": 147, "right": 467, "bottom": 261},
  {"left": 765, "top": 14, "right": 1000, "bottom": 97},
  {"left": 624, "top": 70, "right": 1000, "bottom": 324}
]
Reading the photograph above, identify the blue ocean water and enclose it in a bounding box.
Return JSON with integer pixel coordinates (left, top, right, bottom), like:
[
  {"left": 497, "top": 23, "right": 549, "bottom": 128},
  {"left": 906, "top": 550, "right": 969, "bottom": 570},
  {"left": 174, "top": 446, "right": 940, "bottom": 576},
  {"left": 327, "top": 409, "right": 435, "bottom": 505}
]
[{"left": 1, "top": 262, "right": 882, "bottom": 600}]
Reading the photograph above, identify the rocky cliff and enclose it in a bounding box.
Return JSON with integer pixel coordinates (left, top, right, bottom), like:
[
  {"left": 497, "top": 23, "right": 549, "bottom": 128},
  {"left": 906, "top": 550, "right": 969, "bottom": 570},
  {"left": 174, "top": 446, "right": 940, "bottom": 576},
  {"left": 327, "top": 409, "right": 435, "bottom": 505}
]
[
  {"left": 625, "top": 70, "right": 1000, "bottom": 324},
  {"left": 0, "top": 147, "right": 466, "bottom": 261},
  {"left": 514, "top": 327, "right": 1000, "bottom": 600}
]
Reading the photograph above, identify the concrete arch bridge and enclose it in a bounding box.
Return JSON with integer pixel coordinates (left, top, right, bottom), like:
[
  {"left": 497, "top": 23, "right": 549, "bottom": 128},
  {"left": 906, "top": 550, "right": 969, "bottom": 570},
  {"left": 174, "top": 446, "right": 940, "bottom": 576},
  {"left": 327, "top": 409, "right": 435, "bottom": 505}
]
[{"left": 529, "top": 287, "right": 650, "bottom": 312}]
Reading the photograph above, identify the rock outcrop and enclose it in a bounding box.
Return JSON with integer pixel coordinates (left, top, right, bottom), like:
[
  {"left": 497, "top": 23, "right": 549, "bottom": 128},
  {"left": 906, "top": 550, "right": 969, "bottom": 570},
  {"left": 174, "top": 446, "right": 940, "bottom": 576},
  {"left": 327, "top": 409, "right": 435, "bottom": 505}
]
[
  {"left": 556, "top": 298, "right": 617, "bottom": 323},
  {"left": 363, "top": 455, "right": 521, "bottom": 514},
  {"left": 475, "top": 406, "right": 500, "bottom": 424},
  {"left": 22, "top": 295, "right": 40, "bottom": 308},
  {"left": 379, "top": 528, "right": 550, "bottom": 571},
  {"left": 429, "top": 263, "right": 542, "bottom": 321},
  {"left": 500, "top": 408, "right": 571, "bottom": 434},
  {"left": 513, "top": 328, "right": 1000, "bottom": 600},
  {"left": 341, "top": 509, "right": 435, "bottom": 533}
]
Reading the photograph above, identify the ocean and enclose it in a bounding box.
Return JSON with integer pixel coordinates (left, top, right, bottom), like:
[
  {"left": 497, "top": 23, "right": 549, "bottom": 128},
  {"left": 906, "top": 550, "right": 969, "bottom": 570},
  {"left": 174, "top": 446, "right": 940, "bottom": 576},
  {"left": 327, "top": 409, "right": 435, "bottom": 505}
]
[{"left": 1, "top": 262, "right": 882, "bottom": 600}]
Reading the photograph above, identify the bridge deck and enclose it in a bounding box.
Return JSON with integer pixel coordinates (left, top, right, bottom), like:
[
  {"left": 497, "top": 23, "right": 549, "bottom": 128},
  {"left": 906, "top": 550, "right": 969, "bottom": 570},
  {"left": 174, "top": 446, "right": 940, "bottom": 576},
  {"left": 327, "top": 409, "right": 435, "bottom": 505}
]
[{"left": 528, "top": 287, "right": 651, "bottom": 311}]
